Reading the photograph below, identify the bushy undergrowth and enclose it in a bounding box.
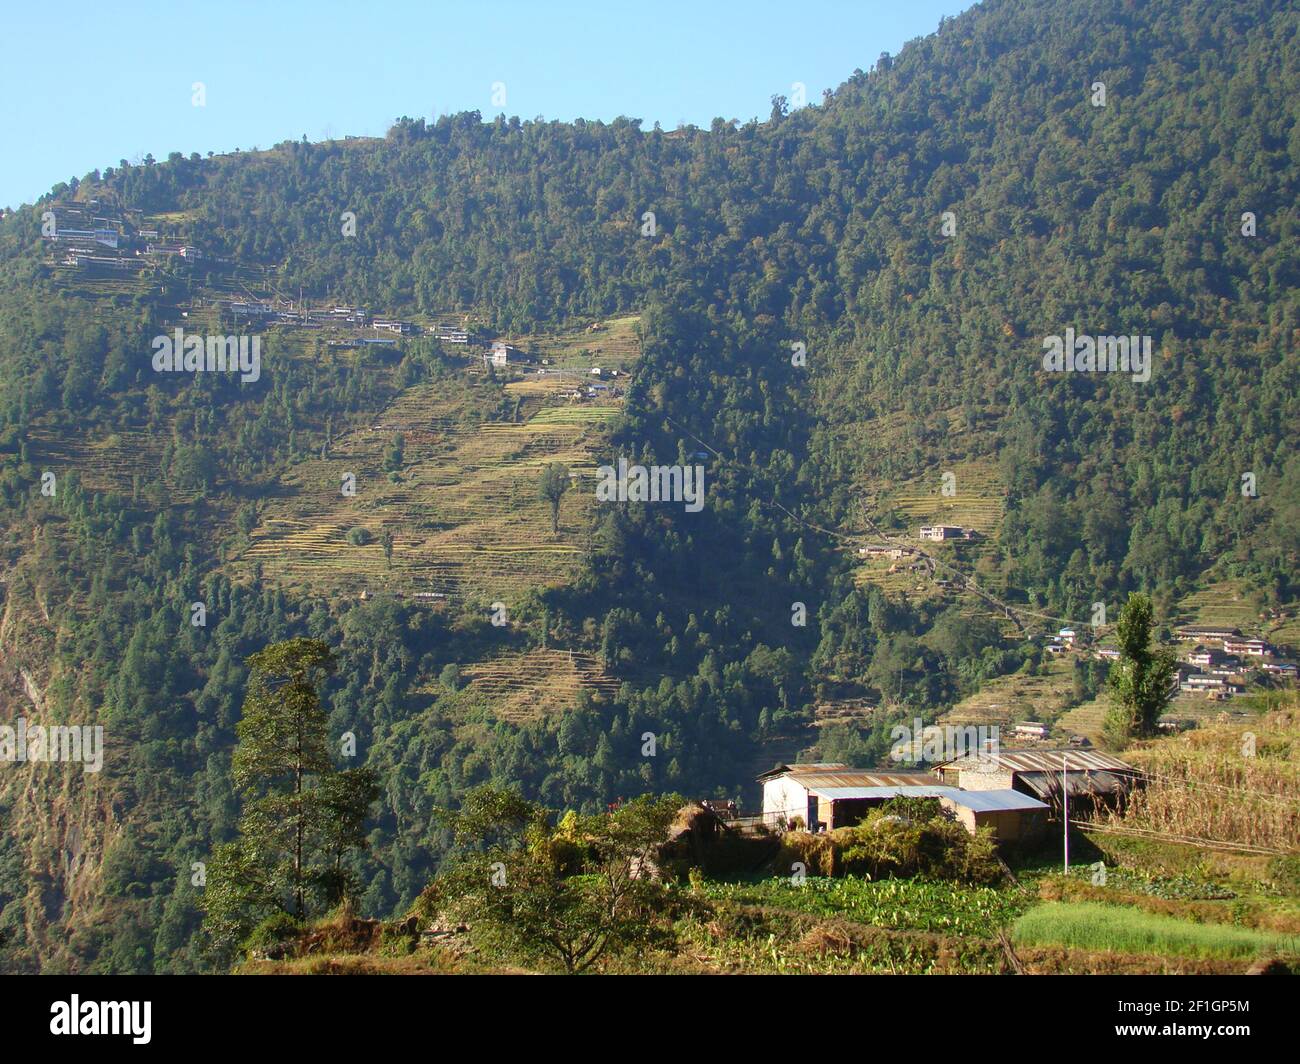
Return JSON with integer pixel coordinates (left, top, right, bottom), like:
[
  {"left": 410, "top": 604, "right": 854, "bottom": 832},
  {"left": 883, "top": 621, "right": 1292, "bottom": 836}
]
[{"left": 777, "top": 808, "right": 1003, "bottom": 884}]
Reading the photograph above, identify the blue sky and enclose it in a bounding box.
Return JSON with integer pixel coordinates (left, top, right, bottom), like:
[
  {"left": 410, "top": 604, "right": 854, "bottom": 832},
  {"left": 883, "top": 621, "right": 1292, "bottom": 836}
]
[{"left": 1, "top": 0, "right": 973, "bottom": 209}]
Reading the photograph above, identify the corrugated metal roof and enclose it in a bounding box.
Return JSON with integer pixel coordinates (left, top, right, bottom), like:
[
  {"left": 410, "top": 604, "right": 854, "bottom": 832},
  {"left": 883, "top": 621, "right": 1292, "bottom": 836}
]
[
  {"left": 755, "top": 762, "right": 848, "bottom": 782},
  {"left": 789, "top": 770, "right": 937, "bottom": 789},
  {"left": 810, "top": 785, "right": 957, "bottom": 800},
  {"left": 804, "top": 785, "right": 1050, "bottom": 812},
  {"left": 1017, "top": 770, "right": 1136, "bottom": 800},
  {"left": 945, "top": 749, "right": 1135, "bottom": 774},
  {"left": 943, "top": 789, "right": 1050, "bottom": 812}
]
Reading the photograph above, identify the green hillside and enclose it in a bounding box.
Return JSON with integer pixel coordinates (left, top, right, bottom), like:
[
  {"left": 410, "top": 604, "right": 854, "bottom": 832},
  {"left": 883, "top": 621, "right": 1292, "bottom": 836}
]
[{"left": 0, "top": 0, "right": 1295, "bottom": 973}]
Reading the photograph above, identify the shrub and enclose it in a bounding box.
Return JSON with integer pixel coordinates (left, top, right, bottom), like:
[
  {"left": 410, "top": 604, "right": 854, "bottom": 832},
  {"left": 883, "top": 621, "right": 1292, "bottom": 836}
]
[
  {"left": 1267, "top": 855, "right": 1300, "bottom": 896},
  {"left": 379, "top": 922, "right": 419, "bottom": 957},
  {"left": 243, "top": 912, "right": 303, "bottom": 957},
  {"left": 880, "top": 796, "right": 943, "bottom": 822},
  {"left": 778, "top": 831, "right": 836, "bottom": 877},
  {"left": 837, "top": 812, "right": 1001, "bottom": 884}
]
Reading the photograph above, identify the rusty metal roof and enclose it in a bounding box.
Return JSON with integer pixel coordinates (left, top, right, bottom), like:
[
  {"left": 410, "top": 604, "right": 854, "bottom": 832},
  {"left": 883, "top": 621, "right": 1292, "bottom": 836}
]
[
  {"left": 944, "top": 749, "right": 1135, "bottom": 774},
  {"left": 755, "top": 762, "right": 848, "bottom": 782},
  {"left": 1017, "top": 770, "right": 1137, "bottom": 800},
  {"left": 811, "top": 784, "right": 954, "bottom": 800},
  {"left": 786, "top": 769, "right": 938, "bottom": 790}
]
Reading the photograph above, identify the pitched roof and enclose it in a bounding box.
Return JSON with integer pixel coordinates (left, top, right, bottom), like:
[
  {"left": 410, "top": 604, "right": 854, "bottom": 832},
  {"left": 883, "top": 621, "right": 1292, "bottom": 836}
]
[
  {"left": 808, "top": 783, "right": 953, "bottom": 800},
  {"left": 1015, "top": 770, "right": 1137, "bottom": 800},
  {"left": 755, "top": 762, "right": 847, "bottom": 782},
  {"left": 784, "top": 769, "right": 937, "bottom": 790},
  {"left": 941, "top": 749, "right": 1135, "bottom": 774}
]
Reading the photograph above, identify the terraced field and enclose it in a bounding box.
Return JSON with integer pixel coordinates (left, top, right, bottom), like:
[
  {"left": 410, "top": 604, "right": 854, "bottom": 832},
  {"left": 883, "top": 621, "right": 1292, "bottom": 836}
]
[
  {"left": 941, "top": 654, "right": 1078, "bottom": 732},
  {"left": 812, "top": 697, "right": 877, "bottom": 729},
  {"left": 450, "top": 648, "right": 623, "bottom": 723},
  {"left": 872, "top": 459, "right": 1006, "bottom": 537},
  {"left": 852, "top": 555, "right": 937, "bottom": 597},
  {"left": 516, "top": 314, "right": 641, "bottom": 374},
  {"left": 240, "top": 332, "right": 636, "bottom": 604},
  {"left": 1056, "top": 695, "right": 1109, "bottom": 742},
  {"left": 23, "top": 426, "right": 184, "bottom": 501},
  {"left": 851, "top": 458, "right": 1006, "bottom": 613},
  {"left": 1174, "top": 580, "right": 1266, "bottom": 634}
]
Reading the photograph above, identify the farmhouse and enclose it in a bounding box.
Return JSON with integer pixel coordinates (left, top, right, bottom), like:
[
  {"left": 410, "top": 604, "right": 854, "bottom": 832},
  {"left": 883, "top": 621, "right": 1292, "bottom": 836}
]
[
  {"left": 486, "top": 340, "right": 526, "bottom": 366},
  {"left": 1176, "top": 624, "right": 1241, "bottom": 642},
  {"left": 62, "top": 253, "right": 130, "bottom": 269},
  {"left": 757, "top": 763, "right": 943, "bottom": 831},
  {"left": 51, "top": 227, "right": 118, "bottom": 248},
  {"left": 1223, "top": 638, "right": 1269, "bottom": 657},
  {"left": 1180, "top": 673, "right": 1244, "bottom": 695},
  {"left": 858, "top": 545, "right": 908, "bottom": 559},
  {"left": 146, "top": 242, "right": 201, "bottom": 259},
  {"left": 915, "top": 522, "right": 977, "bottom": 538},
  {"left": 228, "top": 300, "right": 276, "bottom": 318},
  {"left": 433, "top": 323, "right": 470, "bottom": 344},
  {"left": 755, "top": 763, "right": 1050, "bottom": 841},
  {"left": 934, "top": 748, "right": 1139, "bottom": 805}
]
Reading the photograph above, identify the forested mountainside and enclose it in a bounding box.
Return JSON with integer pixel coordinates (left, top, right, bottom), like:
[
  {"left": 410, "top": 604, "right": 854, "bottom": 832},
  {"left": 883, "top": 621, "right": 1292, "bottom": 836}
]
[{"left": 0, "top": 0, "right": 1295, "bottom": 972}]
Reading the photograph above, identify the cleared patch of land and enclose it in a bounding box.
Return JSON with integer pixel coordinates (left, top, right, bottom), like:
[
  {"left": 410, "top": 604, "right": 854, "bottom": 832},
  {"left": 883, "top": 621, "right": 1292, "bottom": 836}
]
[
  {"left": 447, "top": 648, "right": 622, "bottom": 723},
  {"left": 239, "top": 320, "right": 638, "bottom": 606},
  {"left": 941, "top": 655, "right": 1078, "bottom": 732}
]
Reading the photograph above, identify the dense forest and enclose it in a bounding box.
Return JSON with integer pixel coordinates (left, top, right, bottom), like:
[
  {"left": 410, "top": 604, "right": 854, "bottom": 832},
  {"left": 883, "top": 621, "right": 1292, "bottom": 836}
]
[{"left": 0, "top": 0, "right": 1295, "bottom": 972}]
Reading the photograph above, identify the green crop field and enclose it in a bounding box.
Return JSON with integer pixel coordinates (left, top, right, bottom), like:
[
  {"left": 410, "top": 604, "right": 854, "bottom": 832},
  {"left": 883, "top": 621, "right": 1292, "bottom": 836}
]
[
  {"left": 700, "top": 875, "right": 1031, "bottom": 935},
  {"left": 1013, "top": 901, "right": 1300, "bottom": 960}
]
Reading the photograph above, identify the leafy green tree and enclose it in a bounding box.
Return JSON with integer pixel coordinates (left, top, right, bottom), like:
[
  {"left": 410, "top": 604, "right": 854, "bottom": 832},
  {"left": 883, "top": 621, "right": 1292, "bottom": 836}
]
[
  {"left": 419, "top": 786, "right": 681, "bottom": 973},
  {"left": 1103, "top": 593, "right": 1177, "bottom": 748},
  {"left": 199, "top": 639, "right": 377, "bottom": 965},
  {"left": 384, "top": 433, "right": 405, "bottom": 472},
  {"left": 538, "top": 462, "right": 570, "bottom": 534},
  {"left": 315, "top": 767, "right": 382, "bottom": 907}
]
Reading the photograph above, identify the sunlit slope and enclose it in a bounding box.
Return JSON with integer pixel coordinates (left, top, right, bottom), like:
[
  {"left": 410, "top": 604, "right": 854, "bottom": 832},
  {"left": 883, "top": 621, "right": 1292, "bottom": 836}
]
[{"left": 238, "top": 321, "right": 638, "bottom": 604}]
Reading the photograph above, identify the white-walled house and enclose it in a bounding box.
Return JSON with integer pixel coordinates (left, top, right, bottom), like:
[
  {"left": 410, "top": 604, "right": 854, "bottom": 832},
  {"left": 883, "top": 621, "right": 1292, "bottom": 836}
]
[{"left": 756, "top": 763, "right": 945, "bottom": 831}]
